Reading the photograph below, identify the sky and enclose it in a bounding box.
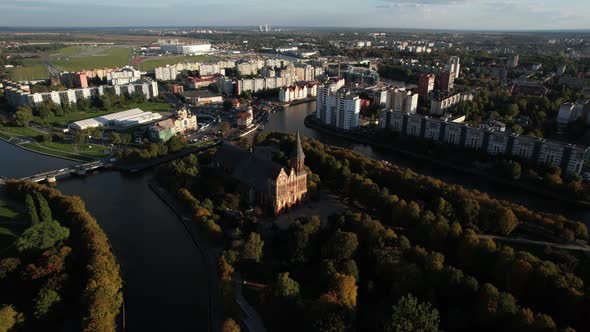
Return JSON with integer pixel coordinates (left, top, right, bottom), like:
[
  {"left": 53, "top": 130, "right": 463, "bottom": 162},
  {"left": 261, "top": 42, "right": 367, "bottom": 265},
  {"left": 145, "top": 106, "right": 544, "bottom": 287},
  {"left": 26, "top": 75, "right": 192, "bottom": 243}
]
[{"left": 0, "top": 0, "right": 589, "bottom": 30}]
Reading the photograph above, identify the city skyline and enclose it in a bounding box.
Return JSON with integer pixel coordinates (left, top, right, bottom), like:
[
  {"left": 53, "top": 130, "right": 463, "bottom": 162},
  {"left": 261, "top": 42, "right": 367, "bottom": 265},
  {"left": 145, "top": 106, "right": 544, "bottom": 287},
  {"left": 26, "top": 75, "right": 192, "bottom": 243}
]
[{"left": 1, "top": 0, "right": 589, "bottom": 30}]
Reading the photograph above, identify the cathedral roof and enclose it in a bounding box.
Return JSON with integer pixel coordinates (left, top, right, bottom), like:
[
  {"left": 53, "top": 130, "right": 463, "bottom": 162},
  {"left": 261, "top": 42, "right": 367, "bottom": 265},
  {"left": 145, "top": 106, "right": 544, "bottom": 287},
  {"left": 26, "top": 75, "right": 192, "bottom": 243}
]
[{"left": 215, "top": 143, "right": 284, "bottom": 192}]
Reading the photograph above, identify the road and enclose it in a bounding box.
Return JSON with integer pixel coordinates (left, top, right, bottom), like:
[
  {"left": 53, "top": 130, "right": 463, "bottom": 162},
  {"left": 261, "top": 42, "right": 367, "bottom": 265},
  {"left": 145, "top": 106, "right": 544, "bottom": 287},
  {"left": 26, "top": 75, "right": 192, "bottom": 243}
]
[{"left": 478, "top": 234, "right": 590, "bottom": 253}]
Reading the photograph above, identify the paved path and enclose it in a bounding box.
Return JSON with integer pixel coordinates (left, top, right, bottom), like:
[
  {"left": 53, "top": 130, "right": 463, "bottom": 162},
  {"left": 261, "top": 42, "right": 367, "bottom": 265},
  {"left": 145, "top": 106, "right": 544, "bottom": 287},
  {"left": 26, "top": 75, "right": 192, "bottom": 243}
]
[
  {"left": 234, "top": 273, "right": 267, "bottom": 332},
  {"left": 478, "top": 234, "right": 590, "bottom": 253}
]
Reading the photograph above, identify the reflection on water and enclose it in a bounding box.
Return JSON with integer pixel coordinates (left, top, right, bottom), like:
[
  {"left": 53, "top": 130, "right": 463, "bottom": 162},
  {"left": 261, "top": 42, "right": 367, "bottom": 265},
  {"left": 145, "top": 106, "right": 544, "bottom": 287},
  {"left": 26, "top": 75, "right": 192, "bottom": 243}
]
[{"left": 264, "top": 102, "right": 590, "bottom": 224}]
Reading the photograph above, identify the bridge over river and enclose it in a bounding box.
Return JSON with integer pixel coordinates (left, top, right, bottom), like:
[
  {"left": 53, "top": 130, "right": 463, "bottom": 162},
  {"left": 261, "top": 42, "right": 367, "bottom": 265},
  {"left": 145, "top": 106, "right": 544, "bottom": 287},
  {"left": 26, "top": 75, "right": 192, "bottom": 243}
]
[{"left": 16, "top": 160, "right": 110, "bottom": 184}]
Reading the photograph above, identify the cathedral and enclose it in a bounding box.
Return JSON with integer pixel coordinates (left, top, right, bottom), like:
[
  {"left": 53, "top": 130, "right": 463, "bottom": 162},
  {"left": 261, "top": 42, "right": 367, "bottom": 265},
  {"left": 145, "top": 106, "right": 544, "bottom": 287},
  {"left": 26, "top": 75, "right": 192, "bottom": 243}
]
[{"left": 214, "top": 132, "right": 307, "bottom": 214}]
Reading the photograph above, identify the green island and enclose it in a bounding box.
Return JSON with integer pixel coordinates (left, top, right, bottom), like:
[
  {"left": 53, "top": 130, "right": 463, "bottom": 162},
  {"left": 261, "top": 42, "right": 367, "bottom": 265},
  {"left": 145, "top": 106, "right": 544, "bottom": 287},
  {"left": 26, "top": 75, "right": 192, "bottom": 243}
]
[
  {"left": 154, "top": 131, "right": 590, "bottom": 332},
  {"left": 0, "top": 181, "right": 122, "bottom": 331}
]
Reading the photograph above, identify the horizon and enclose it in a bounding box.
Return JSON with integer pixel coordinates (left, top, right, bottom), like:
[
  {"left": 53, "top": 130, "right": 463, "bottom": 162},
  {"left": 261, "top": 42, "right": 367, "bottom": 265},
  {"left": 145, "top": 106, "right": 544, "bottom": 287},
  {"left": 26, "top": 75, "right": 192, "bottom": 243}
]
[{"left": 1, "top": 0, "right": 589, "bottom": 30}]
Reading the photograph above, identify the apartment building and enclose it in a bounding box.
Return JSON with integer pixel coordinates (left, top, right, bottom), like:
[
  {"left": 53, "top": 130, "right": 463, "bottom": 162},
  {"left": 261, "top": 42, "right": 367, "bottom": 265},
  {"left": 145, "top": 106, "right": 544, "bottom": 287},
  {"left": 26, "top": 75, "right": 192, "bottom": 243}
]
[{"left": 379, "top": 110, "right": 589, "bottom": 175}]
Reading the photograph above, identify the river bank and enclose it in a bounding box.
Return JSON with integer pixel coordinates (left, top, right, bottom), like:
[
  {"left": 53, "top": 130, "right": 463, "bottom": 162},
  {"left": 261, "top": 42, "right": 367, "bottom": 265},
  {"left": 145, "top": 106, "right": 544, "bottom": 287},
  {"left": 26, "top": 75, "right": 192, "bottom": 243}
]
[{"left": 304, "top": 114, "right": 590, "bottom": 210}]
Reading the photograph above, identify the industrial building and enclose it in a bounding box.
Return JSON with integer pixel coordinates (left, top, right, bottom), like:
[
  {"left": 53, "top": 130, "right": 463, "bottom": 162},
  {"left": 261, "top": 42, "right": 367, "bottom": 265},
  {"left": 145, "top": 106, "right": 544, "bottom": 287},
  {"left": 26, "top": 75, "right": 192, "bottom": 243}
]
[
  {"left": 158, "top": 39, "right": 212, "bottom": 55},
  {"left": 68, "top": 108, "right": 162, "bottom": 131}
]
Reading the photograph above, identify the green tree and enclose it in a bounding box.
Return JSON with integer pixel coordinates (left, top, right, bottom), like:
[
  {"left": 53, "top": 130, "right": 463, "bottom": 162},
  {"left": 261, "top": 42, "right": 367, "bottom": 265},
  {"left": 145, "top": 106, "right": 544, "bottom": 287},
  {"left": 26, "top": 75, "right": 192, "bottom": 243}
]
[
  {"left": 33, "top": 288, "right": 62, "bottom": 319},
  {"left": 322, "top": 231, "right": 358, "bottom": 261},
  {"left": 16, "top": 220, "right": 70, "bottom": 252},
  {"left": 166, "top": 135, "right": 187, "bottom": 153},
  {"left": 0, "top": 305, "right": 19, "bottom": 332},
  {"left": 386, "top": 294, "right": 440, "bottom": 332},
  {"left": 34, "top": 191, "right": 52, "bottom": 223},
  {"left": 25, "top": 194, "right": 39, "bottom": 225},
  {"left": 273, "top": 272, "right": 300, "bottom": 300},
  {"left": 14, "top": 106, "right": 33, "bottom": 127},
  {"left": 0, "top": 258, "right": 20, "bottom": 279},
  {"left": 241, "top": 233, "right": 264, "bottom": 263}
]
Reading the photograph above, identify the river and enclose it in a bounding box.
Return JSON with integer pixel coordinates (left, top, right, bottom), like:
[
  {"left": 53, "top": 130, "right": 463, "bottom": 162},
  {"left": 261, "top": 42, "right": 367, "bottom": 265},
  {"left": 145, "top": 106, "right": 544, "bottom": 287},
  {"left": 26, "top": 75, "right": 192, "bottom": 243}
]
[
  {"left": 264, "top": 101, "right": 590, "bottom": 225},
  {"left": 0, "top": 143, "right": 208, "bottom": 332},
  {"left": 0, "top": 101, "right": 588, "bottom": 331}
]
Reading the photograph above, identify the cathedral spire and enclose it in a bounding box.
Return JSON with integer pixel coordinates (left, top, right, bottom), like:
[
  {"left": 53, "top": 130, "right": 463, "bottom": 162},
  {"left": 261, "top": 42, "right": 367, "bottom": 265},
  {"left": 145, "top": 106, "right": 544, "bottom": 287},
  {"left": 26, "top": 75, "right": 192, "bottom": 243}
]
[{"left": 291, "top": 131, "right": 305, "bottom": 172}]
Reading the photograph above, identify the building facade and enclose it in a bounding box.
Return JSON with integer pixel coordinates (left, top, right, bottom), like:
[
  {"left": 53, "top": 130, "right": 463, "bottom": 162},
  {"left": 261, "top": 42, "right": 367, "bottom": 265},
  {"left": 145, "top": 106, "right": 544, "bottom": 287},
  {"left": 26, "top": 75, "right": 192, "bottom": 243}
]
[
  {"left": 214, "top": 132, "right": 308, "bottom": 214},
  {"left": 3, "top": 80, "right": 158, "bottom": 107},
  {"left": 379, "top": 110, "right": 589, "bottom": 175},
  {"left": 148, "top": 107, "right": 198, "bottom": 142},
  {"left": 418, "top": 73, "right": 435, "bottom": 100}
]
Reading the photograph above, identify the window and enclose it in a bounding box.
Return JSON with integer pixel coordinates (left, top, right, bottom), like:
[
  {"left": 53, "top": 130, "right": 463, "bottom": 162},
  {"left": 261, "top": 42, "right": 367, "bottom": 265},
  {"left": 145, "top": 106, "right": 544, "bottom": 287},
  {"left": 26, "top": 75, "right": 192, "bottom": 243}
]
[
  {"left": 518, "top": 146, "right": 529, "bottom": 158},
  {"left": 469, "top": 137, "right": 479, "bottom": 149},
  {"left": 545, "top": 152, "right": 556, "bottom": 165},
  {"left": 449, "top": 132, "right": 457, "bottom": 144}
]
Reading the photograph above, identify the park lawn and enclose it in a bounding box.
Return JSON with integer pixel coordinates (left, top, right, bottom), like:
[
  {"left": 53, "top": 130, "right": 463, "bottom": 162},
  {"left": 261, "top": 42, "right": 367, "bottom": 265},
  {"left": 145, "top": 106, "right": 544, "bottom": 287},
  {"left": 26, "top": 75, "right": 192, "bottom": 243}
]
[
  {"left": 51, "top": 47, "right": 131, "bottom": 71},
  {"left": 37, "top": 141, "right": 110, "bottom": 158},
  {"left": 139, "top": 55, "right": 218, "bottom": 71},
  {"left": 0, "top": 125, "right": 43, "bottom": 137},
  {"left": 0, "top": 201, "right": 20, "bottom": 221},
  {"left": 21, "top": 142, "right": 97, "bottom": 161}
]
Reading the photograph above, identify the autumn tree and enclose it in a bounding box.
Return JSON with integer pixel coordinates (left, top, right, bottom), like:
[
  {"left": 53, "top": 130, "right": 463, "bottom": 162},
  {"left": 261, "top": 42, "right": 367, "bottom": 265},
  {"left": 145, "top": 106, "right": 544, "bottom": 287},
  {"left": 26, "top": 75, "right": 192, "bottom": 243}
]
[
  {"left": 331, "top": 273, "right": 357, "bottom": 309},
  {"left": 222, "top": 318, "right": 241, "bottom": 332},
  {"left": 0, "top": 305, "right": 20, "bottom": 332}
]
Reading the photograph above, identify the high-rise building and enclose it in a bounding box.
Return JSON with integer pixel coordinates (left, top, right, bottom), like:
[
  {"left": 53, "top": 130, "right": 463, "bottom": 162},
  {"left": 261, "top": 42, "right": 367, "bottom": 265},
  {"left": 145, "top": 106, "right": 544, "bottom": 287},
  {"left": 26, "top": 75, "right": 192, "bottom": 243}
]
[
  {"left": 335, "top": 89, "right": 361, "bottom": 130},
  {"left": 404, "top": 92, "right": 419, "bottom": 114},
  {"left": 316, "top": 79, "right": 359, "bottom": 130},
  {"left": 439, "top": 71, "right": 455, "bottom": 91},
  {"left": 448, "top": 56, "right": 461, "bottom": 78},
  {"left": 418, "top": 74, "right": 435, "bottom": 100},
  {"left": 508, "top": 54, "right": 520, "bottom": 68}
]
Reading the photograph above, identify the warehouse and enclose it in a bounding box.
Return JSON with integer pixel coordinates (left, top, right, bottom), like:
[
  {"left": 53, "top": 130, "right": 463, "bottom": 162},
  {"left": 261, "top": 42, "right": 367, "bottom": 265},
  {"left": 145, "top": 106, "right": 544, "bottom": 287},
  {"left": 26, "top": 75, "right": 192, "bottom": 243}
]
[{"left": 68, "top": 108, "right": 162, "bottom": 131}]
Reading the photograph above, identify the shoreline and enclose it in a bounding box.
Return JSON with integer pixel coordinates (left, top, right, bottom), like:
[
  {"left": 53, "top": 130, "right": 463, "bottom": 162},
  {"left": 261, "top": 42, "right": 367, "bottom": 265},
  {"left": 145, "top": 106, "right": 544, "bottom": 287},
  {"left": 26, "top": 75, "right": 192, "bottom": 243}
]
[
  {"left": 0, "top": 136, "right": 88, "bottom": 163},
  {"left": 304, "top": 115, "right": 590, "bottom": 210}
]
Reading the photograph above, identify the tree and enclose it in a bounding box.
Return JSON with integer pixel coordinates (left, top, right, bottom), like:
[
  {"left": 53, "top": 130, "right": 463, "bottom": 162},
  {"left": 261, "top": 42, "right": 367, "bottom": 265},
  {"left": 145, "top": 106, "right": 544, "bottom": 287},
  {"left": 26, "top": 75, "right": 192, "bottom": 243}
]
[
  {"left": 495, "top": 207, "right": 519, "bottom": 236},
  {"left": 0, "top": 258, "right": 20, "bottom": 279},
  {"left": 241, "top": 233, "right": 264, "bottom": 263},
  {"left": 220, "top": 122, "right": 231, "bottom": 137},
  {"left": 273, "top": 272, "right": 300, "bottom": 300},
  {"left": 34, "top": 191, "right": 52, "bottom": 223},
  {"left": 322, "top": 231, "right": 359, "bottom": 261},
  {"left": 331, "top": 273, "right": 357, "bottom": 309},
  {"left": 33, "top": 288, "right": 62, "bottom": 319},
  {"left": 25, "top": 194, "right": 39, "bottom": 225},
  {"left": 386, "top": 294, "right": 440, "bottom": 332},
  {"left": 223, "top": 99, "right": 233, "bottom": 111},
  {"left": 0, "top": 305, "right": 19, "bottom": 332},
  {"left": 222, "top": 318, "right": 240, "bottom": 332},
  {"left": 16, "top": 220, "right": 70, "bottom": 252},
  {"left": 14, "top": 106, "right": 33, "bottom": 127},
  {"left": 166, "top": 135, "right": 187, "bottom": 153}
]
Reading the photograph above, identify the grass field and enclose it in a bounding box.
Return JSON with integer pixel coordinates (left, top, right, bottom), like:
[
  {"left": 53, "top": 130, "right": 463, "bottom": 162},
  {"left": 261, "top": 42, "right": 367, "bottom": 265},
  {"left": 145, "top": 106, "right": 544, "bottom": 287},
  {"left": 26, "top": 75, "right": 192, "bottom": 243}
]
[
  {"left": 51, "top": 47, "right": 131, "bottom": 71},
  {"left": 139, "top": 55, "right": 218, "bottom": 71},
  {"left": 6, "top": 46, "right": 131, "bottom": 81},
  {"left": 21, "top": 142, "right": 101, "bottom": 161},
  {"left": 0, "top": 126, "right": 43, "bottom": 137},
  {"left": 0, "top": 201, "right": 24, "bottom": 250},
  {"left": 5, "top": 58, "right": 49, "bottom": 81}
]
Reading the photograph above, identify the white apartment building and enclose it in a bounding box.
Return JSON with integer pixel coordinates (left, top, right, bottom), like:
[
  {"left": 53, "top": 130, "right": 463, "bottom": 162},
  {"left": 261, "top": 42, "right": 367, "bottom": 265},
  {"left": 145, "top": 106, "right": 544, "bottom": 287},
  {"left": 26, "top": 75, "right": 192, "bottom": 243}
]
[
  {"left": 316, "top": 81, "right": 360, "bottom": 130},
  {"left": 155, "top": 65, "right": 179, "bottom": 81},
  {"left": 4, "top": 80, "right": 158, "bottom": 107},
  {"left": 107, "top": 66, "right": 142, "bottom": 85}
]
